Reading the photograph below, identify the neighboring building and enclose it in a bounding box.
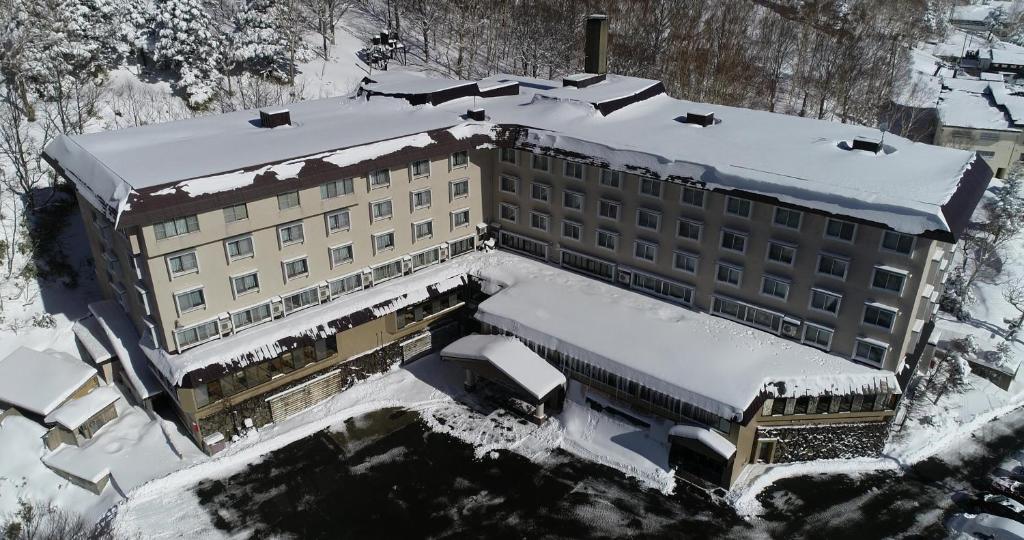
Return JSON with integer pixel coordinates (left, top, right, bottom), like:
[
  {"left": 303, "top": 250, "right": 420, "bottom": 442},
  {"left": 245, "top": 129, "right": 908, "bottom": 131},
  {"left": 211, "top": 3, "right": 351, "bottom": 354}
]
[
  {"left": 935, "top": 77, "right": 1024, "bottom": 178},
  {"left": 950, "top": 4, "right": 999, "bottom": 32},
  {"left": 43, "top": 16, "right": 991, "bottom": 483}
]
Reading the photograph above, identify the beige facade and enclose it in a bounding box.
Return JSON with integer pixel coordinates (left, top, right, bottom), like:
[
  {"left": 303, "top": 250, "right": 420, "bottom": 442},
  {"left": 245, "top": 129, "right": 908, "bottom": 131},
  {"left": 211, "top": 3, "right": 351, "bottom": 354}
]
[{"left": 934, "top": 125, "right": 1022, "bottom": 179}]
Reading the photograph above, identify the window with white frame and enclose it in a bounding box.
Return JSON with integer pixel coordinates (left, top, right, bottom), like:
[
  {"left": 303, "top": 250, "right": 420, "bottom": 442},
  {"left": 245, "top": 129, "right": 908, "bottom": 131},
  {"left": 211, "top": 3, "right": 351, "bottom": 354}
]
[
  {"left": 531, "top": 182, "right": 550, "bottom": 202},
  {"left": 598, "top": 199, "right": 620, "bottom": 220},
  {"left": 278, "top": 222, "right": 304, "bottom": 246},
  {"left": 372, "top": 259, "right": 404, "bottom": 283},
  {"left": 371, "top": 199, "right": 393, "bottom": 221},
  {"left": 725, "top": 196, "right": 751, "bottom": 218},
  {"left": 563, "top": 190, "right": 584, "bottom": 211},
  {"left": 639, "top": 177, "right": 662, "bottom": 198},
  {"left": 283, "top": 257, "right": 309, "bottom": 280},
  {"left": 863, "top": 303, "right": 897, "bottom": 330},
  {"left": 810, "top": 288, "right": 842, "bottom": 315},
  {"left": 410, "top": 159, "right": 431, "bottom": 178},
  {"left": 167, "top": 251, "right": 198, "bottom": 277},
  {"left": 677, "top": 218, "right": 702, "bottom": 241},
  {"left": 761, "top": 275, "right": 790, "bottom": 300},
  {"left": 329, "top": 272, "right": 364, "bottom": 297},
  {"left": 634, "top": 240, "right": 657, "bottom": 262},
  {"left": 499, "top": 174, "right": 519, "bottom": 194},
  {"left": 825, "top": 218, "right": 856, "bottom": 242},
  {"left": 853, "top": 339, "right": 888, "bottom": 366},
  {"left": 564, "top": 161, "right": 583, "bottom": 179},
  {"left": 600, "top": 170, "right": 621, "bottom": 188},
  {"left": 499, "top": 147, "right": 517, "bottom": 164},
  {"left": 174, "top": 320, "right": 218, "bottom": 350},
  {"left": 369, "top": 168, "right": 391, "bottom": 188},
  {"left": 596, "top": 229, "right": 618, "bottom": 251},
  {"left": 721, "top": 230, "right": 747, "bottom": 253},
  {"left": 283, "top": 286, "right": 319, "bottom": 314},
  {"left": 413, "top": 219, "right": 433, "bottom": 240},
  {"left": 716, "top": 262, "right": 742, "bottom": 286},
  {"left": 817, "top": 253, "right": 849, "bottom": 279},
  {"left": 499, "top": 203, "right": 518, "bottom": 222},
  {"left": 321, "top": 178, "right": 354, "bottom": 199},
  {"left": 881, "top": 230, "right": 914, "bottom": 254},
  {"left": 231, "top": 271, "right": 259, "bottom": 296},
  {"left": 326, "top": 209, "right": 351, "bottom": 233},
  {"left": 450, "top": 178, "right": 470, "bottom": 200},
  {"left": 766, "top": 241, "right": 796, "bottom": 265},
  {"left": 773, "top": 207, "right": 802, "bottom": 229},
  {"left": 449, "top": 236, "right": 475, "bottom": 257},
  {"left": 154, "top": 214, "right": 199, "bottom": 240},
  {"left": 226, "top": 235, "right": 254, "bottom": 260},
  {"left": 278, "top": 191, "right": 300, "bottom": 210},
  {"left": 631, "top": 271, "right": 694, "bottom": 305},
  {"left": 373, "top": 231, "right": 395, "bottom": 253},
  {"left": 637, "top": 209, "right": 661, "bottom": 231},
  {"left": 412, "top": 247, "right": 441, "bottom": 270},
  {"left": 803, "top": 323, "right": 834, "bottom": 350},
  {"left": 451, "top": 208, "right": 470, "bottom": 228},
  {"left": 872, "top": 266, "right": 907, "bottom": 293},
  {"left": 232, "top": 302, "right": 272, "bottom": 331},
  {"left": 681, "top": 187, "right": 705, "bottom": 207},
  {"left": 673, "top": 251, "right": 698, "bottom": 274},
  {"left": 531, "top": 154, "right": 549, "bottom": 171},
  {"left": 329, "top": 243, "right": 353, "bottom": 267},
  {"left": 562, "top": 220, "right": 582, "bottom": 241},
  {"left": 530, "top": 211, "right": 549, "bottom": 231},
  {"left": 175, "top": 287, "right": 206, "bottom": 314},
  {"left": 223, "top": 203, "right": 248, "bottom": 223},
  {"left": 411, "top": 188, "right": 432, "bottom": 210},
  {"left": 450, "top": 150, "right": 469, "bottom": 169}
]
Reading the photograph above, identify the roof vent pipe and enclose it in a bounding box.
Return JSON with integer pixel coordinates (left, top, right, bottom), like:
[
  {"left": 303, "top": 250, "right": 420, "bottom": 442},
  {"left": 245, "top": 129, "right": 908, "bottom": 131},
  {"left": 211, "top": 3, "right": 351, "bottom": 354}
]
[
  {"left": 686, "top": 112, "right": 715, "bottom": 127},
  {"left": 852, "top": 136, "right": 882, "bottom": 154},
  {"left": 467, "top": 108, "right": 485, "bottom": 121},
  {"left": 259, "top": 109, "right": 291, "bottom": 128},
  {"left": 584, "top": 15, "right": 608, "bottom": 75}
]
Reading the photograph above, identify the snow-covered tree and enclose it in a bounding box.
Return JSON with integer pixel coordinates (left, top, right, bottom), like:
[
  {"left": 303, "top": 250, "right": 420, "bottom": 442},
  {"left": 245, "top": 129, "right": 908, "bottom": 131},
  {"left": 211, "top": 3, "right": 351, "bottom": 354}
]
[
  {"left": 153, "top": 0, "right": 224, "bottom": 107},
  {"left": 231, "top": 0, "right": 309, "bottom": 82},
  {"left": 1004, "top": 276, "right": 1024, "bottom": 340}
]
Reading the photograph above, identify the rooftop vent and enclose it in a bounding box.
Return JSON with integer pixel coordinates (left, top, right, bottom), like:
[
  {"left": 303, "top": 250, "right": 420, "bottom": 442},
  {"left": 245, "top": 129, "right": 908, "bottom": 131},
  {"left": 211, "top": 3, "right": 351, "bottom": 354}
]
[
  {"left": 584, "top": 15, "right": 609, "bottom": 75},
  {"left": 562, "top": 72, "right": 606, "bottom": 88},
  {"left": 259, "top": 108, "right": 290, "bottom": 128},
  {"left": 852, "top": 136, "right": 882, "bottom": 154},
  {"left": 466, "top": 108, "right": 486, "bottom": 121},
  {"left": 683, "top": 112, "right": 715, "bottom": 127}
]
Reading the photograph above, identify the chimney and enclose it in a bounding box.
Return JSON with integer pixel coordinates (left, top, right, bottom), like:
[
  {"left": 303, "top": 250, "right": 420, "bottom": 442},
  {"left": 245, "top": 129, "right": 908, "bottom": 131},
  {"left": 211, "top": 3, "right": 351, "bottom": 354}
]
[
  {"left": 852, "top": 136, "right": 882, "bottom": 154},
  {"left": 259, "top": 108, "right": 290, "bottom": 128},
  {"left": 685, "top": 112, "right": 715, "bottom": 127},
  {"left": 466, "top": 108, "right": 486, "bottom": 121},
  {"left": 584, "top": 14, "right": 608, "bottom": 75}
]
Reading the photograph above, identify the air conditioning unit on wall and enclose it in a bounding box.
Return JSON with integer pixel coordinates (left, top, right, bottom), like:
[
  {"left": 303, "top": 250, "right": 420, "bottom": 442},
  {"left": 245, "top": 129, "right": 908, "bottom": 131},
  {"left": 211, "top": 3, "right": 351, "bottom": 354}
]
[
  {"left": 318, "top": 283, "right": 331, "bottom": 302},
  {"left": 218, "top": 317, "right": 233, "bottom": 336},
  {"left": 781, "top": 318, "right": 802, "bottom": 339},
  {"left": 271, "top": 299, "right": 284, "bottom": 318}
]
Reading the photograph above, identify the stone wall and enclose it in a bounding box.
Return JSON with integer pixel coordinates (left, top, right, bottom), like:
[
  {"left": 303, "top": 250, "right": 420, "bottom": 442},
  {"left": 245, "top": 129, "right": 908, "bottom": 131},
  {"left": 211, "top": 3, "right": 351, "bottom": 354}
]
[{"left": 758, "top": 421, "right": 890, "bottom": 463}]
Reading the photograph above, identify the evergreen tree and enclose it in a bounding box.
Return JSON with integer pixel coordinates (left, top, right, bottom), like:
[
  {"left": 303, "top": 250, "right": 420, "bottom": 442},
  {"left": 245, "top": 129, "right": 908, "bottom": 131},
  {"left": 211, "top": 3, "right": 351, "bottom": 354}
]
[
  {"left": 231, "top": 0, "right": 308, "bottom": 82},
  {"left": 154, "top": 0, "right": 223, "bottom": 107}
]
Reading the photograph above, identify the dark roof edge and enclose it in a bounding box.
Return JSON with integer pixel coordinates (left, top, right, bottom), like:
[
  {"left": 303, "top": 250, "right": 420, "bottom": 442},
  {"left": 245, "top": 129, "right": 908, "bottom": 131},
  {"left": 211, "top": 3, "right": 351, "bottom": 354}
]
[{"left": 940, "top": 154, "right": 994, "bottom": 242}]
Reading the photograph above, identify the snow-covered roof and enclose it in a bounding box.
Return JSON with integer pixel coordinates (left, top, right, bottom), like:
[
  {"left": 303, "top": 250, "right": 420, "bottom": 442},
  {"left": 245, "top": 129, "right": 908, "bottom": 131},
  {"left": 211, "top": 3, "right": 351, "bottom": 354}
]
[
  {"left": 89, "top": 301, "right": 163, "bottom": 400},
  {"left": 44, "top": 387, "right": 119, "bottom": 430},
  {"left": 951, "top": 4, "right": 997, "bottom": 23},
  {"left": 990, "top": 48, "right": 1024, "bottom": 66},
  {"left": 72, "top": 315, "right": 115, "bottom": 364},
  {"left": 0, "top": 348, "right": 96, "bottom": 416},
  {"left": 441, "top": 335, "right": 566, "bottom": 401},
  {"left": 474, "top": 268, "right": 898, "bottom": 422},
  {"left": 668, "top": 424, "right": 736, "bottom": 459},
  {"left": 44, "top": 71, "right": 987, "bottom": 238},
  {"left": 937, "top": 79, "right": 1021, "bottom": 131}
]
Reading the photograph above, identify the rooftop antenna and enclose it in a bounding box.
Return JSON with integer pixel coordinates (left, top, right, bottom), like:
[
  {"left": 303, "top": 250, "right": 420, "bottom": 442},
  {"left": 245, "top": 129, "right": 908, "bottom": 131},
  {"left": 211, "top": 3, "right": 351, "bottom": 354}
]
[{"left": 879, "top": 120, "right": 889, "bottom": 148}]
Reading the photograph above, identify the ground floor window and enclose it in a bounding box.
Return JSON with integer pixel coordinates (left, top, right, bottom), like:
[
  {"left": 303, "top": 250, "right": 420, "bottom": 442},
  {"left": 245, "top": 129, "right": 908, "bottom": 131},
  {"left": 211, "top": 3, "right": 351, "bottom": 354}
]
[
  {"left": 372, "top": 259, "right": 404, "bottom": 284},
  {"left": 560, "top": 249, "right": 616, "bottom": 281},
  {"left": 411, "top": 247, "right": 441, "bottom": 271},
  {"left": 283, "top": 286, "right": 320, "bottom": 315},
  {"left": 174, "top": 319, "right": 219, "bottom": 350},
  {"left": 328, "top": 272, "right": 363, "bottom": 298},
  {"left": 711, "top": 296, "right": 783, "bottom": 334},
  {"left": 396, "top": 293, "right": 459, "bottom": 330},
  {"left": 448, "top": 236, "right": 475, "bottom": 258},
  {"left": 232, "top": 302, "right": 273, "bottom": 331},
  {"left": 499, "top": 230, "right": 547, "bottom": 259},
  {"left": 630, "top": 270, "right": 694, "bottom": 305}
]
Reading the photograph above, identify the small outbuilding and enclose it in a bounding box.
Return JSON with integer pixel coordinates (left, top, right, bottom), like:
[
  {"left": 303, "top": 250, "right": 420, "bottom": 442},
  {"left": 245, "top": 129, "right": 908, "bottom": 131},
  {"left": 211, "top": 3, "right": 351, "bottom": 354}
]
[
  {"left": 43, "top": 386, "right": 120, "bottom": 450},
  {"left": 0, "top": 347, "right": 99, "bottom": 421}
]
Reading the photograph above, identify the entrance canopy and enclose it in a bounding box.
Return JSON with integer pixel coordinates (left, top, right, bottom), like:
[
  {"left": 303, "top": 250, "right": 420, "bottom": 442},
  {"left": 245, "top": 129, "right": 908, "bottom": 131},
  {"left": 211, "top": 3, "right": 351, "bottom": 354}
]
[
  {"left": 669, "top": 424, "right": 736, "bottom": 460},
  {"left": 441, "top": 335, "right": 566, "bottom": 402}
]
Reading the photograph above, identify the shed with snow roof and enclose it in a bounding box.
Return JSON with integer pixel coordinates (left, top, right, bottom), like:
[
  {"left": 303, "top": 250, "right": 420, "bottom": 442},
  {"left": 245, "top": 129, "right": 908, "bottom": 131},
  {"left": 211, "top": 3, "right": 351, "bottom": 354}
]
[
  {"left": 0, "top": 347, "right": 99, "bottom": 421},
  {"left": 42, "top": 386, "right": 120, "bottom": 450}
]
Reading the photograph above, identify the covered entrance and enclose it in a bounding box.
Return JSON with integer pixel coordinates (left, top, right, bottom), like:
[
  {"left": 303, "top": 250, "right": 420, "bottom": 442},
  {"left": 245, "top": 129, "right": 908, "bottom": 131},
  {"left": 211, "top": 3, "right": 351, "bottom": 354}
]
[{"left": 668, "top": 424, "right": 736, "bottom": 487}]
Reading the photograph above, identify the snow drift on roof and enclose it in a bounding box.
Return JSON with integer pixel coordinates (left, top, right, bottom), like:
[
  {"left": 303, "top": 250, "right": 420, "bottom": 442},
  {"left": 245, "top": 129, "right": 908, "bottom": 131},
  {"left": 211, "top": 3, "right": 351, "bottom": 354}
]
[
  {"left": 442, "top": 335, "right": 566, "bottom": 401},
  {"left": 0, "top": 348, "right": 96, "bottom": 416},
  {"left": 89, "top": 301, "right": 163, "bottom": 400},
  {"left": 44, "top": 386, "right": 119, "bottom": 430},
  {"left": 73, "top": 316, "right": 115, "bottom": 364}
]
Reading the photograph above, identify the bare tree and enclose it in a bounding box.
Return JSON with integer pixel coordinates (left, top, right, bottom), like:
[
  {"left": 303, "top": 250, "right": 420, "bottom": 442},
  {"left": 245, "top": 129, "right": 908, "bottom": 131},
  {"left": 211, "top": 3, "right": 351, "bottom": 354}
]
[
  {"left": 300, "top": 0, "right": 353, "bottom": 59},
  {"left": 1005, "top": 276, "right": 1024, "bottom": 340},
  {"left": 0, "top": 89, "right": 54, "bottom": 211}
]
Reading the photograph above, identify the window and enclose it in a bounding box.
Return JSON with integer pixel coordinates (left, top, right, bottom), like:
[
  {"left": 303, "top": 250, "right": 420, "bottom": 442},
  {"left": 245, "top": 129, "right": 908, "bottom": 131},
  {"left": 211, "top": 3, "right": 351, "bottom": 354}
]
[
  {"left": 766, "top": 241, "right": 796, "bottom": 265},
  {"left": 223, "top": 204, "right": 248, "bottom": 223},
  {"left": 596, "top": 229, "right": 618, "bottom": 251},
  {"left": 681, "top": 187, "right": 705, "bottom": 207},
  {"left": 321, "top": 178, "right": 354, "bottom": 199},
  {"left": 531, "top": 182, "right": 550, "bottom": 202},
  {"left": 817, "top": 254, "right": 849, "bottom": 279},
  {"left": 284, "top": 257, "right": 309, "bottom": 280},
  {"left": 278, "top": 223, "right": 304, "bottom": 246},
  {"left": 631, "top": 271, "right": 694, "bottom": 305},
  {"left": 326, "top": 209, "right": 351, "bottom": 233},
  {"left": 803, "top": 324, "right": 834, "bottom": 350},
  {"left": 283, "top": 286, "right": 319, "bottom": 314},
  {"left": 500, "top": 148, "right": 517, "bottom": 164},
  {"left": 639, "top": 178, "right": 661, "bottom": 198},
  {"left": 561, "top": 249, "right": 616, "bottom": 281},
  {"left": 531, "top": 154, "right": 549, "bottom": 171},
  {"left": 562, "top": 220, "right": 582, "bottom": 241},
  {"left": 329, "top": 243, "right": 353, "bottom": 267},
  {"left": 872, "top": 267, "right": 907, "bottom": 293},
  {"left": 530, "top": 211, "right": 549, "bottom": 231},
  {"left": 854, "top": 339, "right": 888, "bottom": 366},
  {"left": 450, "top": 178, "right": 470, "bottom": 200},
  {"left": 410, "top": 159, "right": 430, "bottom": 177},
  {"left": 725, "top": 196, "right": 751, "bottom": 218},
  {"left": 634, "top": 240, "right": 657, "bottom": 262},
  {"left": 226, "top": 235, "right": 254, "bottom": 260},
  {"left": 329, "top": 272, "right": 364, "bottom": 297},
  {"left": 721, "top": 230, "right": 747, "bottom": 253},
  {"left": 372, "top": 259, "right": 404, "bottom": 283},
  {"left": 175, "top": 288, "right": 206, "bottom": 313},
  {"left": 369, "top": 168, "right": 391, "bottom": 188},
  {"left": 411, "top": 189, "right": 432, "bottom": 210},
  {"left": 637, "top": 209, "right": 661, "bottom": 231},
  {"left": 232, "top": 303, "right": 272, "bottom": 331},
  {"left": 677, "top": 219, "right": 702, "bottom": 241},
  {"left": 449, "top": 236, "right": 475, "bottom": 257},
  {"left": 499, "top": 203, "right": 518, "bottom": 223},
  {"left": 599, "top": 199, "right": 620, "bottom": 220},
  {"left": 450, "top": 150, "right": 469, "bottom": 169},
  {"left": 863, "top": 304, "right": 897, "bottom": 330},
  {"left": 413, "top": 219, "right": 433, "bottom": 240},
  {"left": 773, "top": 208, "right": 801, "bottom": 229},
  {"left": 278, "top": 191, "right": 300, "bottom": 210},
  {"left": 564, "top": 161, "right": 583, "bottom": 179},
  {"left": 825, "top": 218, "right": 856, "bottom": 242},
  {"left": 451, "top": 208, "right": 471, "bottom": 228},
  {"left": 153, "top": 215, "right": 199, "bottom": 240},
  {"left": 761, "top": 275, "right": 790, "bottom": 300},
  {"left": 881, "top": 230, "right": 914, "bottom": 255},
  {"left": 499, "top": 175, "right": 519, "bottom": 194},
  {"left": 978, "top": 150, "right": 995, "bottom": 158},
  {"left": 232, "top": 272, "right": 259, "bottom": 296},
  {"left": 371, "top": 199, "right": 393, "bottom": 221},
  {"left": 716, "top": 263, "right": 742, "bottom": 286},
  {"left": 373, "top": 231, "right": 395, "bottom": 253},
  {"left": 600, "top": 170, "right": 621, "bottom": 188},
  {"left": 673, "top": 251, "right": 698, "bottom": 274},
  {"left": 563, "top": 190, "right": 584, "bottom": 211},
  {"left": 499, "top": 230, "right": 548, "bottom": 259},
  {"left": 175, "top": 320, "right": 218, "bottom": 350},
  {"left": 810, "top": 289, "right": 842, "bottom": 315},
  {"left": 167, "top": 251, "right": 198, "bottom": 277},
  {"left": 411, "top": 247, "right": 441, "bottom": 270},
  {"left": 712, "top": 296, "right": 783, "bottom": 334}
]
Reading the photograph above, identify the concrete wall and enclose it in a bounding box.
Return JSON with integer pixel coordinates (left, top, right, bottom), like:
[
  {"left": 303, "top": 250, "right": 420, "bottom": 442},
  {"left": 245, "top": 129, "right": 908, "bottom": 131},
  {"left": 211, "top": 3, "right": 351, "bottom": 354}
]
[{"left": 934, "top": 125, "right": 1022, "bottom": 179}]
